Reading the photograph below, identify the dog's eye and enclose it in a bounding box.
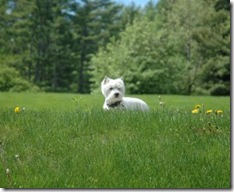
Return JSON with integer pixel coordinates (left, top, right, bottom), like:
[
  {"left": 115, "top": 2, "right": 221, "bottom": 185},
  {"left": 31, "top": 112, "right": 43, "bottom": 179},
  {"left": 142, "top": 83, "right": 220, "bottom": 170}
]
[{"left": 109, "top": 87, "right": 113, "bottom": 91}]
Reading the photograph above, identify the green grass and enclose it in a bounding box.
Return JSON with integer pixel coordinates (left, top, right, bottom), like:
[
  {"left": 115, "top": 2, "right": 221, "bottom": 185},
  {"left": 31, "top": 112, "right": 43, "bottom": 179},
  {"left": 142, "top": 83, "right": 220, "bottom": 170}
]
[{"left": 0, "top": 92, "right": 230, "bottom": 188}]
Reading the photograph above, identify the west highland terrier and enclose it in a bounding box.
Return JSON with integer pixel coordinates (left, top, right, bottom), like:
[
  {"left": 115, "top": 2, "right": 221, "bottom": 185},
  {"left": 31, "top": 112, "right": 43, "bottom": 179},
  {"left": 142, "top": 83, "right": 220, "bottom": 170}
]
[{"left": 101, "top": 76, "right": 149, "bottom": 111}]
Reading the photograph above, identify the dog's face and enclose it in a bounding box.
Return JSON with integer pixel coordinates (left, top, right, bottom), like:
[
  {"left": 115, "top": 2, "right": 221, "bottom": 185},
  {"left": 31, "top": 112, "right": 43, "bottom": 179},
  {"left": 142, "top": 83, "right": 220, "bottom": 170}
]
[{"left": 101, "top": 76, "right": 125, "bottom": 104}]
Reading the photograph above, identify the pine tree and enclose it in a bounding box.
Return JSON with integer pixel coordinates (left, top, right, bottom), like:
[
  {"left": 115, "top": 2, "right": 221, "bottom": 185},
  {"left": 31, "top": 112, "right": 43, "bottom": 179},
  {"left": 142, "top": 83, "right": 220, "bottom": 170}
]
[
  {"left": 0, "top": 0, "right": 35, "bottom": 78},
  {"left": 72, "top": 0, "right": 123, "bottom": 93},
  {"left": 192, "top": 0, "right": 230, "bottom": 95},
  {"left": 0, "top": 0, "right": 38, "bottom": 91},
  {"left": 48, "top": 0, "right": 75, "bottom": 91},
  {"left": 30, "top": 0, "right": 75, "bottom": 91}
]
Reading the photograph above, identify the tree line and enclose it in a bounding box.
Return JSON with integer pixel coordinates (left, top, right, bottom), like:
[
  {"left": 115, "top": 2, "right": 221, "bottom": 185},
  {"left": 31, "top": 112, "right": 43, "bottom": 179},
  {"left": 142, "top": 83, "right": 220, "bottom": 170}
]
[{"left": 0, "top": 0, "right": 230, "bottom": 95}]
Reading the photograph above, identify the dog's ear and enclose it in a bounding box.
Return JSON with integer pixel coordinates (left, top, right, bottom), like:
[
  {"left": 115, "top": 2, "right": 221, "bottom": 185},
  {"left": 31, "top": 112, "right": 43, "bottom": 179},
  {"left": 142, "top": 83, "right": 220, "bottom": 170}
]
[{"left": 103, "top": 76, "right": 110, "bottom": 84}]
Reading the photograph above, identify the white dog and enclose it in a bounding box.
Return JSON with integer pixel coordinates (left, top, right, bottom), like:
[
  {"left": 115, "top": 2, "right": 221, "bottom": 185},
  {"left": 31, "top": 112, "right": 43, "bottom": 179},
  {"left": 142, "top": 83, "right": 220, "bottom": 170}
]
[{"left": 101, "top": 76, "right": 149, "bottom": 111}]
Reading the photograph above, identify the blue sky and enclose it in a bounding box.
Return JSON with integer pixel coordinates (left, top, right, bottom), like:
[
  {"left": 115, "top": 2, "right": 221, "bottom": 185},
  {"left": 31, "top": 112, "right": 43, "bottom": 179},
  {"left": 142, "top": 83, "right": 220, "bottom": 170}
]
[{"left": 115, "top": 0, "right": 160, "bottom": 7}]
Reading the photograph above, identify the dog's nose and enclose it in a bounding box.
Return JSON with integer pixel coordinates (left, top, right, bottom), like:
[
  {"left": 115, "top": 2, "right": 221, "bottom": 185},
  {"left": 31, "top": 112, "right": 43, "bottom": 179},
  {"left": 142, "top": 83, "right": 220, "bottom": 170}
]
[{"left": 114, "top": 93, "right": 119, "bottom": 97}]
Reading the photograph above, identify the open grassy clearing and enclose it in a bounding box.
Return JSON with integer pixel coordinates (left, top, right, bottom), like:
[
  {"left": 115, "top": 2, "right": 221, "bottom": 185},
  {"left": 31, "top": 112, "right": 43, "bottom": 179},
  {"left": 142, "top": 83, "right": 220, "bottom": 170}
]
[
  {"left": 0, "top": 93, "right": 230, "bottom": 188},
  {"left": 0, "top": 92, "right": 230, "bottom": 111}
]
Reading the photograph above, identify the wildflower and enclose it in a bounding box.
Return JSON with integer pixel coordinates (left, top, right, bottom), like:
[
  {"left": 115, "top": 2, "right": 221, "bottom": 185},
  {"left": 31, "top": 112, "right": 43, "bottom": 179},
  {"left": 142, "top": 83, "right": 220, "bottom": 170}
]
[
  {"left": 6, "top": 168, "right": 10, "bottom": 174},
  {"left": 195, "top": 104, "right": 201, "bottom": 109},
  {"left": 192, "top": 109, "right": 199, "bottom": 114},
  {"left": 14, "top": 107, "right": 20, "bottom": 113},
  {"left": 215, "top": 110, "right": 223, "bottom": 115},
  {"left": 15, "top": 154, "right": 20, "bottom": 159},
  {"left": 159, "top": 101, "right": 165, "bottom": 106},
  {"left": 206, "top": 109, "right": 213, "bottom": 114}
]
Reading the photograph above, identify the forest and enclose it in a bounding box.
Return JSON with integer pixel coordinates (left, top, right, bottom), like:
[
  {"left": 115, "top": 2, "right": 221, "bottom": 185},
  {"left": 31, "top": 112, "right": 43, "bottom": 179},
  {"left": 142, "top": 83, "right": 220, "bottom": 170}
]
[{"left": 0, "top": 0, "right": 230, "bottom": 95}]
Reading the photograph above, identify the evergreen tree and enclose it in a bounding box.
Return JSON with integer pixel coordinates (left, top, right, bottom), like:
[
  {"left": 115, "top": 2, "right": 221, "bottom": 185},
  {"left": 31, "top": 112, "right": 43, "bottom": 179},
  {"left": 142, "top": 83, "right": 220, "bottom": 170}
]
[
  {"left": 0, "top": 0, "right": 35, "bottom": 78},
  {"left": 48, "top": 0, "right": 75, "bottom": 91},
  {"left": 0, "top": 0, "right": 39, "bottom": 91},
  {"left": 120, "top": 2, "right": 141, "bottom": 27},
  {"left": 72, "top": 0, "right": 123, "bottom": 93},
  {"left": 31, "top": 0, "right": 75, "bottom": 91},
  {"left": 194, "top": 0, "right": 230, "bottom": 95}
]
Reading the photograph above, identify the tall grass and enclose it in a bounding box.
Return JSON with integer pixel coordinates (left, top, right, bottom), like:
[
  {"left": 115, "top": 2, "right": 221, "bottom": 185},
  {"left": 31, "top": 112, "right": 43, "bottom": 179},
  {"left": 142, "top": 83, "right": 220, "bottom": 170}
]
[{"left": 0, "top": 93, "right": 230, "bottom": 188}]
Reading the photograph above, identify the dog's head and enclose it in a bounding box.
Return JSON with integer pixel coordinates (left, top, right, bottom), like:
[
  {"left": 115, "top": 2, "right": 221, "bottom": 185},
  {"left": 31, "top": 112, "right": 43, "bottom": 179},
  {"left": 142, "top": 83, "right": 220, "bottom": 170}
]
[{"left": 101, "top": 76, "right": 125, "bottom": 104}]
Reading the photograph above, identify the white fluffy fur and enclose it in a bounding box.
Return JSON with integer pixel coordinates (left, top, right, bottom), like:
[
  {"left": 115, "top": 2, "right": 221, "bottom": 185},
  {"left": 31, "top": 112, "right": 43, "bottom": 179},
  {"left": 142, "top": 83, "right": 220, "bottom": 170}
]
[{"left": 101, "top": 76, "right": 149, "bottom": 111}]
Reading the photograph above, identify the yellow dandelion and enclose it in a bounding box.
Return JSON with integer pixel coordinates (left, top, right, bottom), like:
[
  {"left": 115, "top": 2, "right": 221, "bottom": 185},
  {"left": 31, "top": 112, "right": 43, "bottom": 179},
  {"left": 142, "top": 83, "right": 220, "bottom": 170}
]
[
  {"left": 215, "top": 110, "right": 223, "bottom": 115},
  {"left": 14, "top": 107, "right": 20, "bottom": 113},
  {"left": 206, "top": 109, "right": 213, "bottom": 114},
  {"left": 195, "top": 104, "right": 201, "bottom": 109},
  {"left": 192, "top": 109, "right": 199, "bottom": 114}
]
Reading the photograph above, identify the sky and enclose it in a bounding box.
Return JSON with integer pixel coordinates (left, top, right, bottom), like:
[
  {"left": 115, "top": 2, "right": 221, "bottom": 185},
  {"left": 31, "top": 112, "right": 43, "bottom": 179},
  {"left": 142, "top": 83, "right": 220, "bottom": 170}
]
[{"left": 115, "top": 0, "right": 160, "bottom": 7}]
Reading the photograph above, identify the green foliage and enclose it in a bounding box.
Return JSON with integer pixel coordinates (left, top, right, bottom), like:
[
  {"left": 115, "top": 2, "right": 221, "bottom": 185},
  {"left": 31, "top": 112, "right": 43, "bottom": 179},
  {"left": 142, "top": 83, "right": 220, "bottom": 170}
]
[
  {"left": 90, "top": 18, "right": 180, "bottom": 94},
  {"left": 90, "top": 0, "right": 230, "bottom": 95},
  {"left": 0, "top": 0, "right": 230, "bottom": 95},
  {"left": 0, "top": 65, "right": 39, "bottom": 92},
  {"left": 191, "top": 0, "right": 230, "bottom": 95},
  {"left": 0, "top": 66, "right": 19, "bottom": 91},
  {"left": 9, "top": 78, "right": 40, "bottom": 92},
  {"left": 0, "top": 93, "right": 230, "bottom": 188},
  {"left": 210, "top": 84, "right": 229, "bottom": 96},
  {"left": 72, "top": 0, "right": 125, "bottom": 93},
  {"left": 0, "top": 0, "right": 129, "bottom": 93}
]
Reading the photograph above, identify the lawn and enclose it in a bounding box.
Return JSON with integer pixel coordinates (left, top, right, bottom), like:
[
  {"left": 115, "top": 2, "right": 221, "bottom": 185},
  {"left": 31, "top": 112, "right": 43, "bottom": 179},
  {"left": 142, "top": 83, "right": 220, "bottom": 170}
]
[{"left": 0, "top": 92, "right": 230, "bottom": 188}]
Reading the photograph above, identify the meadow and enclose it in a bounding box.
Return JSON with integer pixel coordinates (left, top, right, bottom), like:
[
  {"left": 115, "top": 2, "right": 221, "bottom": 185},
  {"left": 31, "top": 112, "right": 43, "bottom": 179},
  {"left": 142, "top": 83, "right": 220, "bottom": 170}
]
[{"left": 0, "top": 92, "right": 230, "bottom": 188}]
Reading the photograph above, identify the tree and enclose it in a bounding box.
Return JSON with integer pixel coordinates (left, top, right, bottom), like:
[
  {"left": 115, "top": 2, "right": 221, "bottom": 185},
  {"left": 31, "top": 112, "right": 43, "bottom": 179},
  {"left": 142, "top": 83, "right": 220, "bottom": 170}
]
[
  {"left": 90, "top": 0, "right": 230, "bottom": 95},
  {"left": 0, "top": 0, "right": 40, "bottom": 92},
  {"left": 47, "top": 0, "right": 75, "bottom": 91},
  {"left": 30, "top": 0, "right": 76, "bottom": 92},
  {"left": 194, "top": 0, "right": 230, "bottom": 95},
  {"left": 1, "top": 0, "right": 229, "bottom": 95},
  {"left": 90, "top": 16, "right": 181, "bottom": 94},
  {"left": 72, "top": 0, "right": 124, "bottom": 93},
  {"left": 0, "top": 0, "right": 130, "bottom": 93},
  {"left": 120, "top": 2, "right": 141, "bottom": 27}
]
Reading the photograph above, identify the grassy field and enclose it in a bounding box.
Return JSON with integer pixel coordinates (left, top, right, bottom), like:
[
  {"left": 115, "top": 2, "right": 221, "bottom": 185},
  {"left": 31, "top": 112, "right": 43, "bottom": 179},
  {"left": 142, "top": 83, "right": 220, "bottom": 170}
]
[{"left": 0, "top": 92, "right": 230, "bottom": 188}]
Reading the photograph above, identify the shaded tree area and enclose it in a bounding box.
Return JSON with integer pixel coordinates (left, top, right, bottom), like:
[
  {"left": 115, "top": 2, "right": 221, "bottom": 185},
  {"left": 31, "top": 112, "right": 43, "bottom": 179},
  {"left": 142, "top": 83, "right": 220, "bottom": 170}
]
[
  {"left": 0, "top": 0, "right": 130, "bottom": 93},
  {"left": 0, "top": 0, "right": 230, "bottom": 95}
]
